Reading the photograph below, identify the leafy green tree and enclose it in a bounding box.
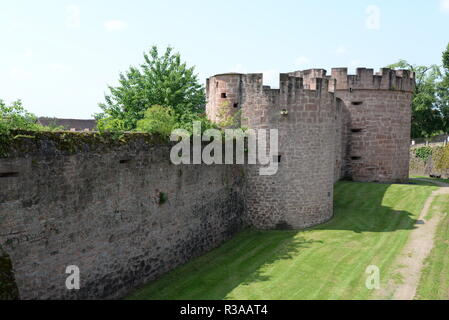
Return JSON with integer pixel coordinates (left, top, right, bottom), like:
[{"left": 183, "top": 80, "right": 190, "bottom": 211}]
[
  {"left": 0, "top": 99, "right": 42, "bottom": 134},
  {"left": 387, "top": 60, "right": 443, "bottom": 138},
  {"left": 438, "top": 44, "right": 449, "bottom": 133},
  {"left": 97, "top": 46, "right": 206, "bottom": 131},
  {"left": 136, "top": 105, "right": 177, "bottom": 137}
]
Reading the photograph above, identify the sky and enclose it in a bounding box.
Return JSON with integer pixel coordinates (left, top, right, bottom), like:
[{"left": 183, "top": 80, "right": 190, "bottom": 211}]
[{"left": 0, "top": 0, "right": 448, "bottom": 119}]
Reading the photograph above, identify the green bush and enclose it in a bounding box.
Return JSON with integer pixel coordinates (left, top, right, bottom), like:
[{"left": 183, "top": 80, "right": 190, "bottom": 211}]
[
  {"left": 0, "top": 99, "right": 42, "bottom": 134},
  {"left": 434, "top": 145, "right": 449, "bottom": 170},
  {"left": 97, "top": 116, "right": 127, "bottom": 133},
  {"left": 136, "top": 105, "right": 177, "bottom": 137},
  {"left": 414, "top": 146, "right": 433, "bottom": 161}
]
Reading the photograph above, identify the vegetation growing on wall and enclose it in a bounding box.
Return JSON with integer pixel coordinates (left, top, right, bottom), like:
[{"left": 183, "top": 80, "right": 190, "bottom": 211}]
[
  {"left": 411, "top": 145, "right": 449, "bottom": 177},
  {"left": 434, "top": 145, "right": 449, "bottom": 171},
  {"left": 414, "top": 146, "right": 433, "bottom": 162}
]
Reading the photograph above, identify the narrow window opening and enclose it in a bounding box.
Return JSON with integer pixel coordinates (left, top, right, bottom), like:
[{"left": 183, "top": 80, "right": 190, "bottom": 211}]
[
  {"left": 233, "top": 103, "right": 239, "bottom": 108},
  {"left": 0, "top": 172, "right": 19, "bottom": 178},
  {"left": 349, "top": 87, "right": 353, "bottom": 93},
  {"left": 119, "top": 160, "right": 132, "bottom": 164},
  {"left": 351, "top": 101, "right": 363, "bottom": 106},
  {"left": 351, "top": 156, "right": 362, "bottom": 161},
  {"left": 274, "top": 155, "right": 282, "bottom": 163},
  {"left": 221, "top": 93, "right": 227, "bottom": 98},
  {"left": 351, "top": 128, "right": 363, "bottom": 133}
]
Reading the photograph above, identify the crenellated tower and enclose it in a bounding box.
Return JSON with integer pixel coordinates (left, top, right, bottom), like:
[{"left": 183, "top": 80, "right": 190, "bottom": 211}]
[
  {"left": 330, "top": 67, "right": 415, "bottom": 182},
  {"left": 206, "top": 72, "right": 337, "bottom": 229},
  {"left": 205, "top": 66, "right": 415, "bottom": 230}
]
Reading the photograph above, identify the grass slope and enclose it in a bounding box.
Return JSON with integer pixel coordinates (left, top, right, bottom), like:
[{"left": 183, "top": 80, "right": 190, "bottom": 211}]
[{"left": 127, "top": 181, "right": 436, "bottom": 300}]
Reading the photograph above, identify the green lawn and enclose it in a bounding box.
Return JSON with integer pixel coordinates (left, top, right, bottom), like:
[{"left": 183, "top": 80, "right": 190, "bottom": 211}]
[
  {"left": 415, "top": 194, "right": 449, "bottom": 300},
  {"left": 127, "top": 181, "right": 438, "bottom": 300},
  {"left": 411, "top": 175, "right": 449, "bottom": 185}
]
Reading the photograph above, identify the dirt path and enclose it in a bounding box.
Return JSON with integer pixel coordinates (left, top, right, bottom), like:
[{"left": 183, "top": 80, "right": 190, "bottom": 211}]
[{"left": 389, "top": 179, "right": 449, "bottom": 300}]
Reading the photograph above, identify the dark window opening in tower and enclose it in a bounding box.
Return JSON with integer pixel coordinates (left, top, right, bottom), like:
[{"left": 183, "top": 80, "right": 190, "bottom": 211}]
[
  {"left": 221, "top": 93, "right": 227, "bottom": 98},
  {"left": 351, "top": 128, "right": 363, "bottom": 133},
  {"left": 233, "top": 103, "right": 239, "bottom": 108},
  {"left": 351, "top": 156, "right": 362, "bottom": 161},
  {"left": 351, "top": 101, "right": 363, "bottom": 106}
]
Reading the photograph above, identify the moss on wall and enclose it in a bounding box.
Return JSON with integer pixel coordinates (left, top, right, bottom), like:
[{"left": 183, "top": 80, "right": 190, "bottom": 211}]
[
  {"left": 0, "top": 130, "right": 170, "bottom": 158},
  {"left": 0, "top": 245, "right": 19, "bottom": 300}
]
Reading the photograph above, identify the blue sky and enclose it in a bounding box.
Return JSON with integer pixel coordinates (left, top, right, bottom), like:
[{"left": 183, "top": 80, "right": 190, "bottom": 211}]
[{"left": 1, "top": 0, "right": 448, "bottom": 118}]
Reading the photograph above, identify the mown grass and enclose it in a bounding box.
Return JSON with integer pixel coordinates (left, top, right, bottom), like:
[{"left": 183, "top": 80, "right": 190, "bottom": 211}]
[
  {"left": 127, "top": 181, "right": 436, "bottom": 300},
  {"left": 411, "top": 175, "right": 449, "bottom": 185},
  {"left": 415, "top": 193, "right": 449, "bottom": 300}
]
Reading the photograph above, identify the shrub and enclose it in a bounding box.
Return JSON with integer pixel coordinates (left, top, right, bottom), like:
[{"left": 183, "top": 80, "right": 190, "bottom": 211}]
[
  {"left": 136, "top": 105, "right": 177, "bottom": 137},
  {"left": 96, "top": 116, "right": 127, "bottom": 133},
  {"left": 414, "top": 146, "right": 433, "bottom": 161},
  {"left": 434, "top": 145, "right": 449, "bottom": 170},
  {"left": 0, "top": 99, "right": 42, "bottom": 134}
]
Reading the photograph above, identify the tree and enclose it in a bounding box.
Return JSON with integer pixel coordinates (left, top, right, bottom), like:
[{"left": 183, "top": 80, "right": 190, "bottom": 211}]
[
  {"left": 97, "top": 46, "right": 206, "bottom": 131},
  {"left": 0, "top": 99, "right": 42, "bottom": 134},
  {"left": 386, "top": 60, "right": 443, "bottom": 138},
  {"left": 136, "top": 105, "right": 177, "bottom": 137},
  {"left": 438, "top": 44, "right": 449, "bottom": 133}
]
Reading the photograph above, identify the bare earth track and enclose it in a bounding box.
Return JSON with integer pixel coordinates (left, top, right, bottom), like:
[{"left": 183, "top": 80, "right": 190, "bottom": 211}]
[{"left": 389, "top": 179, "right": 449, "bottom": 300}]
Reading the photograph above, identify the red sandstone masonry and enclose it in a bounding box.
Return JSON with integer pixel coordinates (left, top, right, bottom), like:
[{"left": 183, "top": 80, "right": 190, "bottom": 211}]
[{"left": 206, "top": 67, "right": 414, "bottom": 229}]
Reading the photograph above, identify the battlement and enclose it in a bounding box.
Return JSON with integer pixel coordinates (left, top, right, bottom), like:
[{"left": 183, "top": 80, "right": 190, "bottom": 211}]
[
  {"left": 330, "top": 67, "right": 415, "bottom": 92},
  {"left": 207, "top": 72, "right": 335, "bottom": 98},
  {"left": 208, "top": 66, "right": 415, "bottom": 97}
]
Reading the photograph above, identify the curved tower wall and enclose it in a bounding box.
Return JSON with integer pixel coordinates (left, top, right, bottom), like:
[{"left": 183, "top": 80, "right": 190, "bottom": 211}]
[
  {"left": 331, "top": 68, "right": 414, "bottom": 183},
  {"left": 206, "top": 73, "right": 336, "bottom": 230},
  {"left": 206, "top": 73, "right": 243, "bottom": 124}
]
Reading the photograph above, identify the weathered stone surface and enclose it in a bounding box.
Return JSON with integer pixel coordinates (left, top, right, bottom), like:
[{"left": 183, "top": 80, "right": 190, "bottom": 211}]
[
  {"left": 0, "top": 138, "right": 244, "bottom": 299},
  {"left": 0, "top": 244, "right": 19, "bottom": 300}
]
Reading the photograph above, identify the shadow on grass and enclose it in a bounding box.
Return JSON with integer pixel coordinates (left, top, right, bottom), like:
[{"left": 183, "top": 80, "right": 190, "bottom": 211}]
[
  {"left": 128, "top": 181, "right": 433, "bottom": 300},
  {"left": 312, "top": 181, "right": 430, "bottom": 234}
]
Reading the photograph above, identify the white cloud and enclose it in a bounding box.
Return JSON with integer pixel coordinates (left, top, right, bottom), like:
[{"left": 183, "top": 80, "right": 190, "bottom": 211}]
[
  {"left": 365, "top": 5, "right": 381, "bottom": 30},
  {"left": 336, "top": 45, "right": 348, "bottom": 55},
  {"left": 66, "top": 5, "right": 81, "bottom": 30},
  {"left": 294, "top": 56, "right": 310, "bottom": 68},
  {"left": 441, "top": 0, "right": 449, "bottom": 13},
  {"left": 104, "top": 20, "right": 128, "bottom": 31},
  {"left": 262, "top": 69, "right": 280, "bottom": 88}
]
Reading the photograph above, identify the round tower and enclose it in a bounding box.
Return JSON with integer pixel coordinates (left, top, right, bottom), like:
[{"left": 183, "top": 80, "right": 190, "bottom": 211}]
[
  {"left": 331, "top": 68, "right": 415, "bottom": 183},
  {"left": 206, "top": 73, "right": 243, "bottom": 126},
  {"left": 206, "top": 72, "right": 337, "bottom": 230}
]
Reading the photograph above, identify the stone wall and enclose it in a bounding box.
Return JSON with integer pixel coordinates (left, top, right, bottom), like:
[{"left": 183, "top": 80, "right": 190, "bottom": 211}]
[
  {"left": 0, "top": 133, "right": 244, "bottom": 299},
  {"left": 409, "top": 146, "right": 449, "bottom": 179}
]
